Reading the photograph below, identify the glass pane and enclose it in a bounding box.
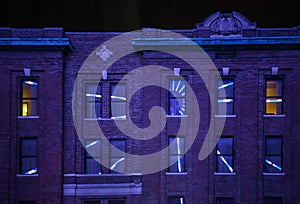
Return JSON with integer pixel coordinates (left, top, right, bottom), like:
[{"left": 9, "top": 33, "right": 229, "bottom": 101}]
[
  {"left": 167, "top": 197, "right": 184, "bottom": 204},
  {"left": 111, "top": 102, "right": 126, "bottom": 118},
  {"left": 85, "top": 158, "right": 101, "bottom": 174},
  {"left": 22, "top": 158, "right": 37, "bottom": 174},
  {"left": 110, "top": 140, "right": 126, "bottom": 157},
  {"left": 108, "top": 200, "right": 126, "bottom": 204},
  {"left": 22, "top": 100, "right": 38, "bottom": 116},
  {"left": 86, "top": 102, "right": 101, "bottom": 118},
  {"left": 217, "top": 100, "right": 233, "bottom": 115},
  {"left": 266, "top": 138, "right": 282, "bottom": 155},
  {"left": 265, "top": 197, "right": 283, "bottom": 204},
  {"left": 86, "top": 84, "right": 102, "bottom": 102},
  {"left": 111, "top": 83, "right": 127, "bottom": 99},
  {"left": 216, "top": 198, "right": 234, "bottom": 204},
  {"left": 22, "top": 80, "right": 38, "bottom": 98},
  {"left": 266, "top": 80, "right": 282, "bottom": 97},
  {"left": 169, "top": 98, "right": 186, "bottom": 115},
  {"left": 110, "top": 157, "right": 125, "bottom": 172},
  {"left": 21, "top": 139, "right": 37, "bottom": 156},
  {"left": 266, "top": 156, "right": 282, "bottom": 173},
  {"left": 169, "top": 156, "right": 185, "bottom": 172},
  {"left": 217, "top": 156, "right": 233, "bottom": 173},
  {"left": 168, "top": 137, "right": 184, "bottom": 155},
  {"left": 218, "top": 79, "right": 234, "bottom": 98},
  {"left": 266, "top": 99, "right": 282, "bottom": 115},
  {"left": 217, "top": 138, "right": 233, "bottom": 155},
  {"left": 84, "top": 201, "right": 100, "bottom": 204},
  {"left": 169, "top": 80, "right": 186, "bottom": 98}
]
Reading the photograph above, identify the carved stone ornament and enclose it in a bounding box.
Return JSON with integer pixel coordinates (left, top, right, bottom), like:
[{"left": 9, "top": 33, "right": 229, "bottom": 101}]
[
  {"left": 196, "top": 11, "right": 257, "bottom": 37},
  {"left": 96, "top": 45, "right": 113, "bottom": 61}
]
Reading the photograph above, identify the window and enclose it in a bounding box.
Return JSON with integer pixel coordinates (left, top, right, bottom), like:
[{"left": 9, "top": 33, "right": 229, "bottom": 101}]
[
  {"left": 216, "top": 198, "right": 234, "bottom": 204},
  {"left": 108, "top": 200, "right": 126, "bottom": 204},
  {"left": 84, "top": 139, "right": 101, "bottom": 174},
  {"left": 18, "top": 201, "right": 36, "bottom": 204},
  {"left": 85, "top": 83, "right": 102, "bottom": 118},
  {"left": 168, "top": 136, "right": 185, "bottom": 173},
  {"left": 168, "top": 79, "right": 186, "bottom": 116},
  {"left": 111, "top": 83, "right": 127, "bottom": 119},
  {"left": 20, "top": 138, "right": 38, "bottom": 175},
  {"left": 21, "top": 79, "right": 38, "bottom": 116},
  {"left": 217, "top": 79, "right": 234, "bottom": 115},
  {"left": 266, "top": 79, "right": 283, "bottom": 115},
  {"left": 216, "top": 136, "right": 234, "bottom": 173},
  {"left": 167, "top": 196, "right": 184, "bottom": 204},
  {"left": 265, "top": 197, "right": 283, "bottom": 204},
  {"left": 110, "top": 139, "right": 126, "bottom": 173},
  {"left": 265, "top": 136, "right": 283, "bottom": 173},
  {"left": 84, "top": 200, "right": 125, "bottom": 204}
]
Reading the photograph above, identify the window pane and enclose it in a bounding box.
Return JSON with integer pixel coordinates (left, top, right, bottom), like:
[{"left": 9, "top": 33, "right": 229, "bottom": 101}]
[
  {"left": 168, "top": 137, "right": 184, "bottom": 155},
  {"left": 85, "top": 158, "right": 101, "bottom": 174},
  {"left": 266, "top": 138, "right": 282, "bottom": 155},
  {"left": 218, "top": 79, "right": 234, "bottom": 98},
  {"left": 266, "top": 99, "right": 282, "bottom": 115},
  {"left": 265, "top": 197, "right": 283, "bottom": 204},
  {"left": 21, "top": 139, "right": 37, "bottom": 156},
  {"left": 266, "top": 156, "right": 282, "bottom": 173},
  {"left": 216, "top": 198, "right": 234, "bottom": 204},
  {"left": 111, "top": 84, "right": 126, "bottom": 99},
  {"left": 169, "top": 79, "right": 186, "bottom": 116},
  {"left": 217, "top": 156, "right": 233, "bottom": 173},
  {"left": 85, "top": 84, "right": 101, "bottom": 118},
  {"left": 217, "top": 137, "right": 234, "bottom": 173},
  {"left": 84, "top": 201, "right": 100, "bottom": 204},
  {"left": 21, "top": 158, "right": 37, "bottom": 174},
  {"left": 266, "top": 80, "right": 282, "bottom": 97},
  {"left": 22, "top": 80, "right": 38, "bottom": 98},
  {"left": 108, "top": 200, "right": 126, "bottom": 204},
  {"left": 217, "top": 138, "right": 233, "bottom": 155},
  {"left": 167, "top": 197, "right": 184, "bottom": 204},
  {"left": 110, "top": 140, "right": 126, "bottom": 173},
  {"left": 111, "top": 102, "right": 126, "bottom": 118},
  {"left": 169, "top": 156, "right": 185, "bottom": 173},
  {"left": 111, "top": 84, "right": 127, "bottom": 118},
  {"left": 21, "top": 80, "right": 38, "bottom": 116},
  {"left": 217, "top": 79, "right": 234, "bottom": 115},
  {"left": 20, "top": 139, "right": 37, "bottom": 174},
  {"left": 217, "top": 100, "right": 233, "bottom": 115}
]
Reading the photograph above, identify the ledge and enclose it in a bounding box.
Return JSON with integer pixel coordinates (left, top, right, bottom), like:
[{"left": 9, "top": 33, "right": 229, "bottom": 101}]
[
  {"left": 263, "top": 114, "right": 286, "bottom": 118},
  {"left": 16, "top": 174, "right": 39, "bottom": 177},
  {"left": 17, "top": 116, "right": 39, "bottom": 119},
  {"left": 0, "top": 38, "right": 74, "bottom": 52},
  {"left": 166, "top": 115, "right": 188, "bottom": 118},
  {"left": 214, "top": 115, "right": 236, "bottom": 118},
  {"left": 64, "top": 173, "right": 142, "bottom": 177},
  {"left": 165, "top": 172, "right": 187, "bottom": 176},
  {"left": 263, "top": 172, "right": 285, "bottom": 176},
  {"left": 214, "top": 172, "right": 236, "bottom": 176}
]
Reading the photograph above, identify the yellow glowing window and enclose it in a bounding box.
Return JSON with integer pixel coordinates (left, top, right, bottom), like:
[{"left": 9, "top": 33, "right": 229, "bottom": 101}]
[
  {"left": 266, "top": 80, "right": 283, "bottom": 115},
  {"left": 21, "top": 80, "right": 38, "bottom": 116}
]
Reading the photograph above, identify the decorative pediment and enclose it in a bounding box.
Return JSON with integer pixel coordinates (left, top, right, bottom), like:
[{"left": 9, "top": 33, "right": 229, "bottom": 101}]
[{"left": 196, "top": 11, "right": 257, "bottom": 37}]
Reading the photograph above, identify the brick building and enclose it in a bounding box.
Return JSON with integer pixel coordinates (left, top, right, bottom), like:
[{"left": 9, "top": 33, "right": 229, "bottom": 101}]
[{"left": 1, "top": 11, "right": 300, "bottom": 204}]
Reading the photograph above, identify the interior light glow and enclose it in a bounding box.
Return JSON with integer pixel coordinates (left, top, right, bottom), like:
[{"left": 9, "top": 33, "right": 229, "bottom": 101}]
[
  {"left": 176, "top": 80, "right": 181, "bottom": 92},
  {"left": 111, "top": 96, "right": 126, "bottom": 100},
  {"left": 218, "top": 99, "right": 233, "bottom": 103},
  {"left": 111, "top": 115, "right": 126, "bottom": 119},
  {"left": 86, "top": 93, "right": 102, "bottom": 98},
  {"left": 265, "top": 159, "right": 282, "bottom": 171},
  {"left": 218, "top": 82, "right": 234, "bottom": 89},
  {"left": 266, "top": 99, "right": 282, "bottom": 103},
  {"left": 24, "top": 167, "right": 38, "bottom": 175},
  {"left": 217, "top": 150, "right": 233, "bottom": 173},
  {"left": 24, "top": 81, "right": 38, "bottom": 86},
  {"left": 85, "top": 140, "right": 100, "bottom": 149},
  {"left": 177, "top": 137, "right": 182, "bottom": 173},
  {"left": 180, "top": 197, "right": 184, "bottom": 204},
  {"left": 179, "top": 85, "right": 185, "bottom": 94},
  {"left": 110, "top": 157, "right": 125, "bottom": 170}
]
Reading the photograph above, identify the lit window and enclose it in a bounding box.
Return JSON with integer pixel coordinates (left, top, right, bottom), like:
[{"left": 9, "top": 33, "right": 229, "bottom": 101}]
[
  {"left": 266, "top": 80, "right": 283, "bottom": 115},
  {"left": 110, "top": 139, "right": 126, "bottom": 173},
  {"left": 216, "top": 198, "right": 234, "bottom": 204},
  {"left": 85, "top": 83, "right": 102, "bottom": 118},
  {"left": 265, "top": 136, "right": 283, "bottom": 173},
  {"left": 20, "top": 138, "right": 38, "bottom": 175},
  {"left": 84, "top": 139, "right": 101, "bottom": 174},
  {"left": 217, "top": 79, "right": 234, "bottom": 115},
  {"left": 168, "top": 79, "right": 186, "bottom": 116},
  {"left": 21, "top": 79, "right": 38, "bottom": 116},
  {"left": 167, "top": 196, "right": 184, "bottom": 204},
  {"left": 111, "top": 83, "right": 127, "bottom": 119},
  {"left": 216, "top": 136, "right": 234, "bottom": 173},
  {"left": 265, "top": 197, "right": 283, "bottom": 204},
  {"left": 168, "top": 136, "right": 185, "bottom": 173}
]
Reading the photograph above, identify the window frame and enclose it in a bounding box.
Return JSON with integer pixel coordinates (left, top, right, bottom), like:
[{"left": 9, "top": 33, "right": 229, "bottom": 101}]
[
  {"left": 20, "top": 78, "right": 39, "bottom": 116},
  {"left": 110, "top": 82, "right": 127, "bottom": 119},
  {"left": 265, "top": 78, "right": 284, "bottom": 115},
  {"left": 109, "top": 139, "right": 126, "bottom": 174},
  {"left": 84, "top": 139, "right": 102, "bottom": 174},
  {"left": 168, "top": 136, "right": 185, "bottom": 173},
  {"left": 216, "top": 136, "right": 234, "bottom": 173},
  {"left": 265, "top": 136, "right": 283, "bottom": 173},
  {"left": 216, "top": 78, "right": 235, "bottom": 116},
  {"left": 85, "top": 82, "right": 102, "bottom": 119},
  {"left": 19, "top": 138, "right": 38, "bottom": 175}
]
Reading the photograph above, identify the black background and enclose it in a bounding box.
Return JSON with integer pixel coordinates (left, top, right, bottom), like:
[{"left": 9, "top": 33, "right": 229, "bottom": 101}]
[{"left": 1, "top": 0, "right": 299, "bottom": 31}]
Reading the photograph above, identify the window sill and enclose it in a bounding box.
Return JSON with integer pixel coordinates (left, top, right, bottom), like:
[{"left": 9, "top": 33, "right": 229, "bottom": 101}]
[
  {"left": 263, "top": 114, "right": 286, "bottom": 118},
  {"left": 18, "top": 116, "right": 39, "bottom": 119},
  {"left": 84, "top": 118, "right": 127, "bottom": 121},
  {"left": 263, "top": 172, "right": 285, "bottom": 176},
  {"left": 64, "top": 173, "right": 142, "bottom": 177},
  {"left": 17, "top": 174, "right": 39, "bottom": 177},
  {"left": 214, "top": 172, "right": 236, "bottom": 176},
  {"left": 165, "top": 172, "right": 187, "bottom": 175},
  {"left": 214, "top": 115, "right": 236, "bottom": 118},
  {"left": 166, "top": 115, "right": 188, "bottom": 118}
]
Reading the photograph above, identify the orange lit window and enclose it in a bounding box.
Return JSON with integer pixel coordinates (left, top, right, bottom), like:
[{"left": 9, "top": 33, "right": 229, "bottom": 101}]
[
  {"left": 266, "top": 80, "right": 283, "bottom": 115},
  {"left": 21, "top": 79, "right": 38, "bottom": 116}
]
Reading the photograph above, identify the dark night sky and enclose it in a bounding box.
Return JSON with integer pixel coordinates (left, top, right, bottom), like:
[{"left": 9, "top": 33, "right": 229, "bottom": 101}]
[{"left": 1, "top": 0, "right": 299, "bottom": 32}]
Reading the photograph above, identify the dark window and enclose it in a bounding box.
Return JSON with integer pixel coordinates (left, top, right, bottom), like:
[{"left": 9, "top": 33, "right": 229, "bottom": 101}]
[
  {"left": 168, "top": 136, "right": 185, "bottom": 173},
  {"left": 167, "top": 196, "right": 184, "bottom": 204},
  {"left": 110, "top": 83, "right": 127, "bottom": 119},
  {"left": 168, "top": 79, "right": 186, "bottom": 116},
  {"left": 265, "top": 136, "right": 283, "bottom": 173},
  {"left": 110, "top": 139, "right": 126, "bottom": 173},
  {"left": 265, "top": 197, "right": 283, "bottom": 204},
  {"left": 21, "top": 79, "right": 38, "bottom": 116},
  {"left": 216, "top": 136, "right": 234, "bottom": 173},
  {"left": 216, "top": 198, "right": 234, "bottom": 204},
  {"left": 85, "top": 83, "right": 102, "bottom": 118},
  {"left": 217, "top": 79, "right": 234, "bottom": 115},
  {"left": 20, "top": 138, "right": 38, "bottom": 175},
  {"left": 84, "top": 139, "right": 101, "bottom": 174},
  {"left": 108, "top": 200, "right": 126, "bottom": 204},
  {"left": 266, "top": 79, "right": 283, "bottom": 115},
  {"left": 18, "top": 201, "right": 36, "bottom": 204},
  {"left": 84, "top": 200, "right": 125, "bottom": 204},
  {"left": 84, "top": 201, "right": 100, "bottom": 204}
]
